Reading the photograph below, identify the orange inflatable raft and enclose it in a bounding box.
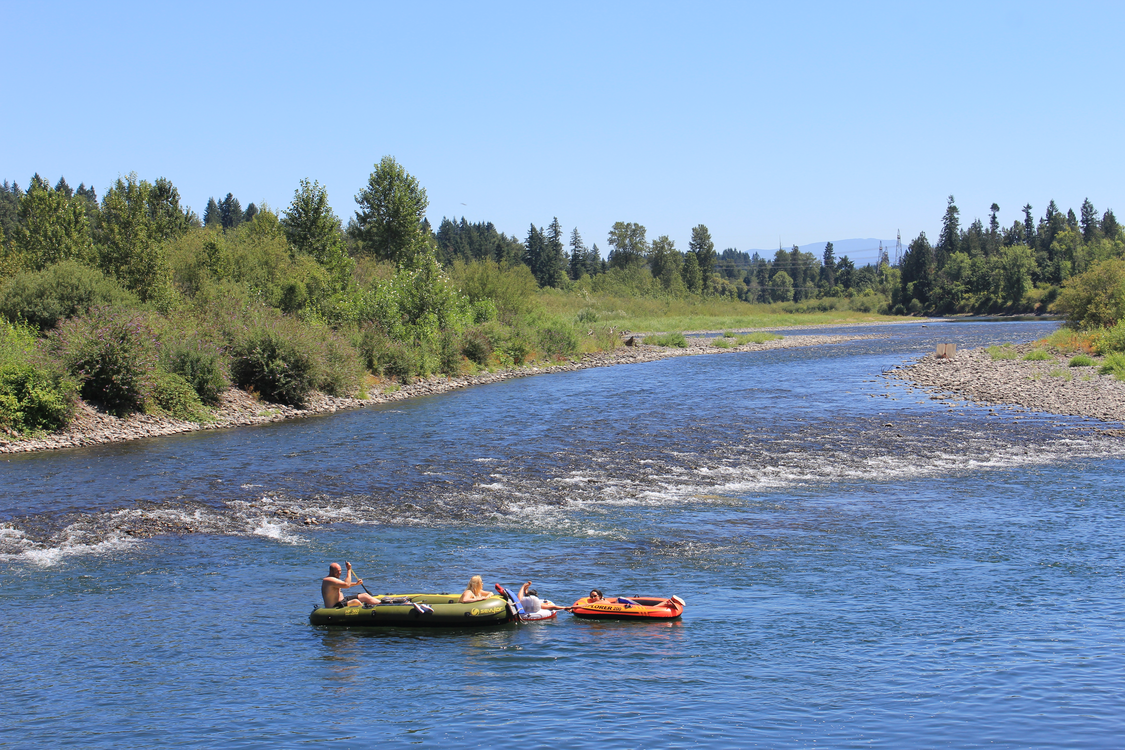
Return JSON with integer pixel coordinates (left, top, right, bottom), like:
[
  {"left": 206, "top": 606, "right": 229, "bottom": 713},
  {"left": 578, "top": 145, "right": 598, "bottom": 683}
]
[{"left": 570, "top": 595, "right": 685, "bottom": 620}]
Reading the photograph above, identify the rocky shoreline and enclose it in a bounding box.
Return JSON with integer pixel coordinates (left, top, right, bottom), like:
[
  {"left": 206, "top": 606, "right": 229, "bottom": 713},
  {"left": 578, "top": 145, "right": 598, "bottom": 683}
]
[
  {"left": 0, "top": 332, "right": 874, "bottom": 455},
  {"left": 890, "top": 342, "right": 1125, "bottom": 424}
]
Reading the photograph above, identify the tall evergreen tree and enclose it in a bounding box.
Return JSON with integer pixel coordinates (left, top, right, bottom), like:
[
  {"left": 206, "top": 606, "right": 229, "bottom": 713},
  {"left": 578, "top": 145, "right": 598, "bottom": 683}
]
[
  {"left": 568, "top": 227, "right": 587, "bottom": 280},
  {"left": 244, "top": 203, "right": 259, "bottom": 223},
  {"left": 821, "top": 241, "right": 836, "bottom": 287},
  {"left": 204, "top": 197, "right": 221, "bottom": 227},
  {"left": 1022, "top": 204, "right": 1036, "bottom": 248},
  {"left": 936, "top": 195, "right": 960, "bottom": 265},
  {"left": 540, "top": 217, "right": 566, "bottom": 288},
  {"left": 219, "top": 193, "right": 243, "bottom": 229},
  {"left": 54, "top": 176, "right": 73, "bottom": 198},
  {"left": 1102, "top": 209, "right": 1121, "bottom": 240},
  {"left": 1080, "top": 198, "right": 1099, "bottom": 242},
  {"left": 689, "top": 224, "right": 716, "bottom": 292},
  {"left": 988, "top": 203, "right": 1001, "bottom": 255},
  {"left": 900, "top": 231, "right": 934, "bottom": 305},
  {"left": 523, "top": 224, "right": 546, "bottom": 286}
]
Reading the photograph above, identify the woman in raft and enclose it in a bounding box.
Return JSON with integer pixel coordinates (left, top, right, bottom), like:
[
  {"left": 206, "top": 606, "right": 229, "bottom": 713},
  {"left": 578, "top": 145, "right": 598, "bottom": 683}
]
[{"left": 459, "top": 575, "right": 492, "bottom": 603}]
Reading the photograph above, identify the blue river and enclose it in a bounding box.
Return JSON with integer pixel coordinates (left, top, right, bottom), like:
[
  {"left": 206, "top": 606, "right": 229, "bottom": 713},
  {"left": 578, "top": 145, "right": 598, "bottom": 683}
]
[{"left": 2, "top": 319, "right": 1123, "bottom": 748}]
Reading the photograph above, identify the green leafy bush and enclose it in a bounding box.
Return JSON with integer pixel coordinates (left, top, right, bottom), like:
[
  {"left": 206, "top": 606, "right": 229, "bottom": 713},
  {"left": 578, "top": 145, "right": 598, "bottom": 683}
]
[
  {"left": 987, "top": 345, "right": 1018, "bottom": 361},
  {"left": 1068, "top": 354, "right": 1095, "bottom": 367},
  {"left": 316, "top": 331, "right": 362, "bottom": 396},
  {"left": 1094, "top": 320, "right": 1125, "bottom": 355},
  {"left": 460, "top": 326, "right": 494, "bottom": 366},
  {"left": 0, "top": 363, "right": 76, "bottom": 433},
  {"left": 230, "top": 324, "right": 318, "bottom": 406},
  {"left": 0, "top": 261, "right": 139, "bottom": 330},
  {"left": 438, "top": 330, "right": 462, "bottom": 376},
  {"left": 1099, "top": 351, "right": 1125, "bottom": 380},
  {"left": 712, "top": 338, "right": 733, "bottom": 348},
  {"left": 537, "top": 320, "right": 580, "bottom": 358},
  {"left": 1053, "top": 258, "right": 1125, "bottom": 328},
  {"left": 163, "top": 342, "right": 228, "bottom": 406},
  {"left": 359, "top": 325, "right": 418, "bottom": 383},
  {"left": 646, "top": 332, "right": 688, "bottom": 348},
  {"left": 148, "top": 370, "right": 207, "bottom": 421},
  {"left": 1023, "top": 349, "right": 1052, "bottom": 361},
  {"left": 51, "top": 308, "right": 159, "bottom": 415}
]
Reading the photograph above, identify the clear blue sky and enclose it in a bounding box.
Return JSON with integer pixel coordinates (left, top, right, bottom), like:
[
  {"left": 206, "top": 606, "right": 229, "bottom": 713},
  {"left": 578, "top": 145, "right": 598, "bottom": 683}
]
[{"left": 6, "top": 1, "right": 1123, "bottom": 265}]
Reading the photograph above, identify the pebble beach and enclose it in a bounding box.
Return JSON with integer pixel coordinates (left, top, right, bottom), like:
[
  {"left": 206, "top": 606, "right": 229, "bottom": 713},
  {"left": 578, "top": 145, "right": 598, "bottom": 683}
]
[{"left": 890, "top": 341, "right": 1125, "bottom": 424}]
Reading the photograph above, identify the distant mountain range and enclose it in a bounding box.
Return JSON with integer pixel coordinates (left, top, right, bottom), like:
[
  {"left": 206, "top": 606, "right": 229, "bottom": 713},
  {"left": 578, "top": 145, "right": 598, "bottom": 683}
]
[{"left": 744, "top": 238, "right": 900, "bottom": 267}]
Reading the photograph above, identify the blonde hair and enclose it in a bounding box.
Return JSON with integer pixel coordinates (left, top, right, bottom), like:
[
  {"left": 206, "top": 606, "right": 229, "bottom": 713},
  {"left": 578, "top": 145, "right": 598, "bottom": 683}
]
[{"left": 468, "top": 575, "right": 483, "bottom": 594}]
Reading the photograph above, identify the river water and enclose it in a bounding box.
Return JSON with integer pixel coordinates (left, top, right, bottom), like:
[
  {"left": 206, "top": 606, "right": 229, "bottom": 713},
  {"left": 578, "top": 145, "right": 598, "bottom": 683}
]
[{"left": 2, "top": 320, "right": 1123, "bottom": 748}]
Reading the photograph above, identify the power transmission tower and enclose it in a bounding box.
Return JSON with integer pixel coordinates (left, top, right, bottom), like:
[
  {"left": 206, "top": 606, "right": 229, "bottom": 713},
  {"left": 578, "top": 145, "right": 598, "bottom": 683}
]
[{"left": 895, "top": 230, "right": 902, "bottom": 266}]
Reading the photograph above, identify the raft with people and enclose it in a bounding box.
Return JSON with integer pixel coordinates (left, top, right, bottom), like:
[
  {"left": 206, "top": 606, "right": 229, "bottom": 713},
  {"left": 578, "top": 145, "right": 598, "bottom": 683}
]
[
  {"left": 309, "top": 593, "right": 512, "bottom": 627},
  {"left": 569, "top": 593, "right": 685, "bottom": 620}
]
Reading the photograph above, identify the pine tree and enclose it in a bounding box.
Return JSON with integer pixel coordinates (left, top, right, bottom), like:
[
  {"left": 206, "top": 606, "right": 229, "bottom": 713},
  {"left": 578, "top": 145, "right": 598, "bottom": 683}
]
[
  {"left": 936, "top": 195, "right": 960, "bottom": 266},
  {"left": 689, "top": 224, "right": 716, "bottom": 292},
  {"left": 352, "top": 156, "right": 429, "bottom": 265},
  {"left": 54, "top": 176, "right": 73, "bottom": 198},
  {"left": 220, "top": 193, "right": 243, "bottom": 229},
  {"left": 1103, "top": 209, "right": 1121, "bottom": 241},
  {"left": 821, "top": 241, "right": 836, "bottom": 287},
  {"left": 204, "top": 197, "right": 221, "bottom": 227},
  {"left": 568, "top": 227, "right": 587, "bottom": 280},
  {"left": 1080, "top": 198, "right": 1099, "bottom": 242}
]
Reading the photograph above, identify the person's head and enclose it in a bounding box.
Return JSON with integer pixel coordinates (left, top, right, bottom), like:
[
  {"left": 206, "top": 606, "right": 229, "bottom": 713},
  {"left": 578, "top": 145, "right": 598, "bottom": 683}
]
[
  {"left": 329, "top": 563, "right": 342, "bottom": 576},
  {"left": 469, "top": 575, "right": 483, "bottom": 594},
  {"left": 589, "top": 589, "right": 603, "bottom": 602},
  {"left": 526, "top": 588, "right": 538, "bottom": 598}
]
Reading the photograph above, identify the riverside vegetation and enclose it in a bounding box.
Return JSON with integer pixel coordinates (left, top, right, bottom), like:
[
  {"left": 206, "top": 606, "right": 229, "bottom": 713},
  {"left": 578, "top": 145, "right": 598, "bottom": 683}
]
[{"left": 1, "top": 159, "right": 1122, "bottom": 440}]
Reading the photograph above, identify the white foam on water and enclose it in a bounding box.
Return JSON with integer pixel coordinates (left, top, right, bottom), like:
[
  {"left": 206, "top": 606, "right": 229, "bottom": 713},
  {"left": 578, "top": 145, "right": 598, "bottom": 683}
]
[{"left": 247, "top": 518, "right": 305, "bottom": 544}]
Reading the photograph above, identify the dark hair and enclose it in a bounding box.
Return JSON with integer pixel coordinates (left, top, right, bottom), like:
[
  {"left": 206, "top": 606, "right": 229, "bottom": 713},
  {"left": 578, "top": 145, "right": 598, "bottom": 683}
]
[
  {"left": 590, "top": 589, "right": 603, "bottom": 598},
  {"left": 526, "top": 589, "right": 538, "bottom": 597}
]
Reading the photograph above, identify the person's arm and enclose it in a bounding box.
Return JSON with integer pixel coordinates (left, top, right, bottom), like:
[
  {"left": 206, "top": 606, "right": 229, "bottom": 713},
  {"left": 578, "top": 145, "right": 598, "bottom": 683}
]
[{"left": 518, "top": 581, "right": 531, "bottom": 599}]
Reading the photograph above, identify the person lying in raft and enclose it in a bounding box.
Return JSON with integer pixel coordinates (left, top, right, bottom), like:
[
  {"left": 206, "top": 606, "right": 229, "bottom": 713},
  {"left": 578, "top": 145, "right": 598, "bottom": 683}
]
[
  {"left": 322, "top": 561, "right": 381, "bottom": 608},
  {"left": 519, "top": 581, "right": 572, "bottom": 613},
  {"left": 588, "top": 588, "right": 610, "bottom": 603},
  {"left": 459, "top": 575, "right": 493, "bottom": 603}
]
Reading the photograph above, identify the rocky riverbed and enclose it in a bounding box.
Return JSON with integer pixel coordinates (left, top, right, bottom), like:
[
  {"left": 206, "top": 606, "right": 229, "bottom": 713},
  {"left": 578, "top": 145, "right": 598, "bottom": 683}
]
[
  {"left": 0, "top": 332, "right": 874, "bottom": 454},
  {"left": 890, "top": 342, "right": 1125, "bottom": 424}
]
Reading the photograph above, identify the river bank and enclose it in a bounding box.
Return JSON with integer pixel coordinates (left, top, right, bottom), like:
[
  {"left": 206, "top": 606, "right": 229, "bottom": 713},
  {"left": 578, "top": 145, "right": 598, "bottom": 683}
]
[
  {"left": 0, "top": 331, "right": 875, "bottom": 455},
  {"left": 890, "top": 341, "right": 1125, "bottom": 424}
]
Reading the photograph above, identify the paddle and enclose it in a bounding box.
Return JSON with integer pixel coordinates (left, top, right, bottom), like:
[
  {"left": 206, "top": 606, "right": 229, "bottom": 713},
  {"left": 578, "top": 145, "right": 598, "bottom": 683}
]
[{"left": 345, "top": 561, "right": 375, "bottom": 597}]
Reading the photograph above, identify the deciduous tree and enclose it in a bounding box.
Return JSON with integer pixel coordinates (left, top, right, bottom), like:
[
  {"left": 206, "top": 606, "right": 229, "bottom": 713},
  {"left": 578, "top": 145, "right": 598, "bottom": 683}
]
[{"left": 352, "top": 156, "right": 429, "bottom": 266}]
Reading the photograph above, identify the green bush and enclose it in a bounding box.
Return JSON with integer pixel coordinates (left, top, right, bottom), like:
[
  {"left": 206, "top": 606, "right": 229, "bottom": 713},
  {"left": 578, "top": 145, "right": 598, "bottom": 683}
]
[
  {"left": 500, "top": 323, "right": 535, "bottom": 364},
  {"left": 0, "top": 363, "right": 76, "bottom": 433},
  {"left": 537, "top": 320, "right": 580, "bottom": 358},
  {"left": 317, "top": 331, "right": 362, "bottom": 396},
  {"left": 148, "top": 370, "right": 207, "bottom": 421},
  {"left": 460, "top": 326, "right": 494, "bottom": 366},
  {"left": 1068, "top": 354, "right": 1095, "bottom": 367},
  {"left": 163, "top": 342, "right": 228, "bottom": 406},
  {"left": 51, "top": 308, "right": 159, "bottom": 415},
  {"left": 646, "top": 332, "right": 688, "bottom": 348},
  {"left": 1053, "top": 258, "right": 1125, "bottom": 328},
  {"left": 230, "top": 325, "right": 318, "bottom": 406},
  {"left": 1023, "top": 349, "right": 1052, "bottom": 361},
  {"left": 712, "top": 338, "right": 733, "bottom": 348},
  {"left": 0, "top": 261, "right": 140, "bottom": 330},
  {"left": 1099, "top": 351, "right": 1125, "bottom": 380},
  {"left": 438, "top": 330, "right": 463, "bottom": 376},
  {"left": 987, "top": 345, "right": 1018, "bottom": 361},
  {"left": 359, "top": 325, "right": 418, "bottom": 383},
  {"left": 575, "top": 308, "right": 598, "bottom": 325},
  {"left": 1094, "top": 320, "right": 1125, "bottom": 355}
]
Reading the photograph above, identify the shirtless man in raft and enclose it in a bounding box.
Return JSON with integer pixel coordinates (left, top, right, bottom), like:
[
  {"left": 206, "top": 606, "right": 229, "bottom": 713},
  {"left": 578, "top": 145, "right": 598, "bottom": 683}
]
[{"left": 321, "top": 561, "right": 381, "bottom": 608}]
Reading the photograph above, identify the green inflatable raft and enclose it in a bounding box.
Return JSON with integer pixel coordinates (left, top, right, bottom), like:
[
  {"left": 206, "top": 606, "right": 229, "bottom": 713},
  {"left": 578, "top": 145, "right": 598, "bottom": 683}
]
[{"left": 309, "top": 593, "right": 513, "bottom": 628}]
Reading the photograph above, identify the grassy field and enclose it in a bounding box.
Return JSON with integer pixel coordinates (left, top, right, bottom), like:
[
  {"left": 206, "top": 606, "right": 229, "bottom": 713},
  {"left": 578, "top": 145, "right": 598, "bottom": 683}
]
[{"left": 538, "top": 290, "right": 897, "bottom": 333}]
